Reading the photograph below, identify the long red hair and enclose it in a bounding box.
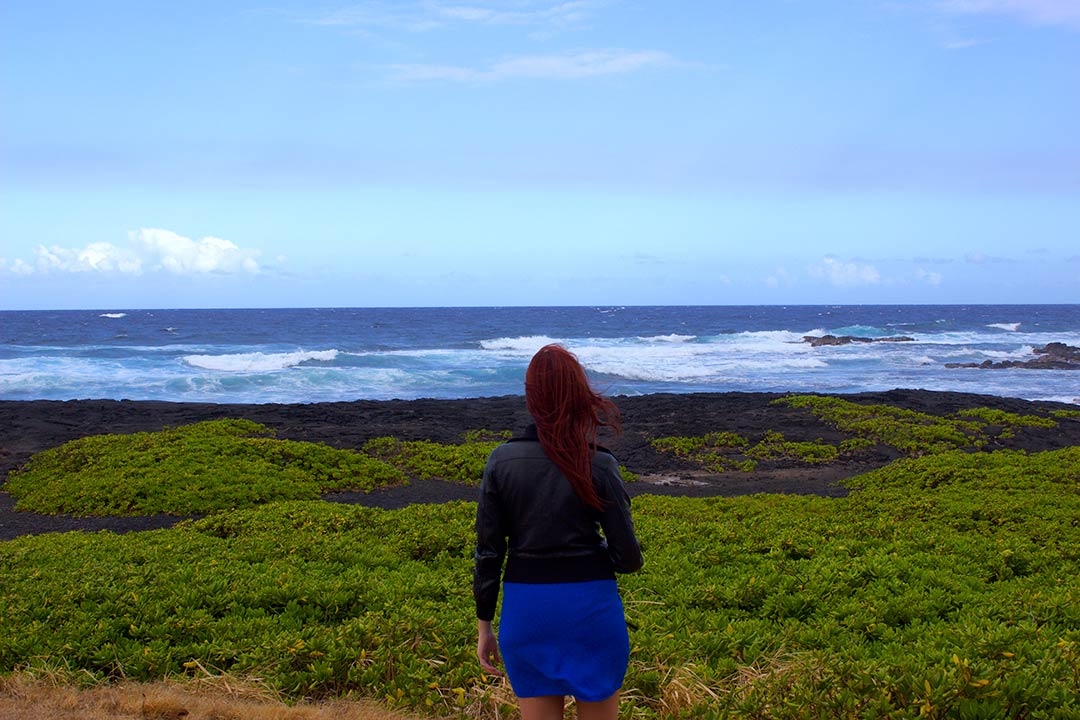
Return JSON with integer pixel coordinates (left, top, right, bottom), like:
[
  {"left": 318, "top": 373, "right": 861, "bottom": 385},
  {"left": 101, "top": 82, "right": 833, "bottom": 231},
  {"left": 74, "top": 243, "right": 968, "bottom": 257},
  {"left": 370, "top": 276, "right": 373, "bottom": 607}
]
[{"left": 525, "top": 344, "right": 620, "bottom": 510}]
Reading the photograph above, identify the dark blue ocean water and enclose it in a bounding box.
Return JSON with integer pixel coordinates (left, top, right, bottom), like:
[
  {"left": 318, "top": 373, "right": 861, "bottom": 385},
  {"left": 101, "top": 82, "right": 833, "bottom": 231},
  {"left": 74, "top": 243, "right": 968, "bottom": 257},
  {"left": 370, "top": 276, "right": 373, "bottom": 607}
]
[{"left": 1, "top": 306, "right": 1077, "bottom": 404}]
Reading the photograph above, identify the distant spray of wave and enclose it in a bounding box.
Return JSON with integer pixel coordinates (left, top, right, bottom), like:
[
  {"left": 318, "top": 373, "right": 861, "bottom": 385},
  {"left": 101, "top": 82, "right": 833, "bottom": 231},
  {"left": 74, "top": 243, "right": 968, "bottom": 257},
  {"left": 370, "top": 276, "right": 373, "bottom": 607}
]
[{"left": 183, "top": 349, "right": 339, "bottom": 372}]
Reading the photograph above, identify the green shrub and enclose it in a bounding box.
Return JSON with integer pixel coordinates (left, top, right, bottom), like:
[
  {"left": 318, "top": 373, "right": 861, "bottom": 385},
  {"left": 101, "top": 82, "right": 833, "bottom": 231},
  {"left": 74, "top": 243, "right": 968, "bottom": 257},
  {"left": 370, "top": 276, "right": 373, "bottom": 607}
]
[
  {"left": 362, "top": 431, "right": 509, "bottom": 485},
  {"left": 955, "top": 407, "right": 1058, "bottom": 428},
  {"left": 777, "top": 396, "right": 981, "bottom": 454},
  {"left": 776, "top": 395, "right": 1064, "bottom": 456},
  {"left": 744, "top": 430, "right": 839, "bottom": 464},
  {"left": 6, "top": 419, "right": 406, "bottom": 516},
  {"left": 653, "top": 429, "right": 839, "bottom": 472}
]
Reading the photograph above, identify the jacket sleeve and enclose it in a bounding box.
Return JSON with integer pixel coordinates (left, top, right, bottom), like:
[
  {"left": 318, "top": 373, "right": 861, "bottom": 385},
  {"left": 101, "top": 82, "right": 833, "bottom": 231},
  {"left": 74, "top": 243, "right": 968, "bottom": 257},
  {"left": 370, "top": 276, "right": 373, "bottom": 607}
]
[
  {"left": 473, "top": 453, "right": 507, "bottom": 621},
  {"left": 595, "top": 453, "right": 644, "bottom": 574}
]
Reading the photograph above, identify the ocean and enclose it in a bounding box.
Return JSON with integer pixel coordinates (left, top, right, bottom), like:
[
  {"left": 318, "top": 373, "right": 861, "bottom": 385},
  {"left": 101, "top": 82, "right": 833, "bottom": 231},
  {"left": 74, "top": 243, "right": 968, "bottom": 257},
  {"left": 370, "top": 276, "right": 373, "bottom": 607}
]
[{"left": 1, "top": 306, "right": 1077, "bottom": 405}]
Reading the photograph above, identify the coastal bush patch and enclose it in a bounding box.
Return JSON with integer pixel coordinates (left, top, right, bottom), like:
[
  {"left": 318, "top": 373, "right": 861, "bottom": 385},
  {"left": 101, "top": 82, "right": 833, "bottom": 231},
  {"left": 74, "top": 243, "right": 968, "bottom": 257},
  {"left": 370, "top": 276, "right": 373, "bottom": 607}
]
[
  {"left": 362, "top": 430, "right": 511, "bottom": 485},
  {"left": 461, "top": 429, "right": 514, "bottom": 444},
  {"left": 6, "top": 419, "right": 407, "bottom": 517},
  {"left": 775, "top": 395, "right": 983, "bottom": 453},
  {"left": 651, "top": 432, "right": 754, "bottom": 473},
  {"left": 651, "top": 430, "right": 838, "bottom": 472},
  {"left": 774, "top": 395, "right": 1062, "bottom": 455},
  {"left": 651, "top": 432, "right": 748, "bottom": 458},
  {"left": 777, "top": 395, "right": 1062, "bottom": 455},
  {"left": 839, "top": 436, "right": 875, "bottom": 454},
  {"left": 953, "top": 407, "right": 1058, "bottom": 429},
  {"left": 744, "top": 430, "right": 838, "bottom": 464}
]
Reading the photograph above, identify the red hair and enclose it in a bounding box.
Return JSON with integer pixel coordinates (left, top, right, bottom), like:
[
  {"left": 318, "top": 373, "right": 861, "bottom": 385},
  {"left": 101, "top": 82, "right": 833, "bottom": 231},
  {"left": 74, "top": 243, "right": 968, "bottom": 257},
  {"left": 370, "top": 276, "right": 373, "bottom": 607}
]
[{"left": 525, "top": 344, "right": 621, "bottom": 510}]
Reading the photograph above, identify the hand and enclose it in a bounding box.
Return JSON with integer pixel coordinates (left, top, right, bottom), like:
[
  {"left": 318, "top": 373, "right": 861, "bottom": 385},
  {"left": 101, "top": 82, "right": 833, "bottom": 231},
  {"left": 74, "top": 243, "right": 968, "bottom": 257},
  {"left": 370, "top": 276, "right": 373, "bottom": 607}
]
[{"left": 476, "top": 620, "right": 503, "bottom": 676}]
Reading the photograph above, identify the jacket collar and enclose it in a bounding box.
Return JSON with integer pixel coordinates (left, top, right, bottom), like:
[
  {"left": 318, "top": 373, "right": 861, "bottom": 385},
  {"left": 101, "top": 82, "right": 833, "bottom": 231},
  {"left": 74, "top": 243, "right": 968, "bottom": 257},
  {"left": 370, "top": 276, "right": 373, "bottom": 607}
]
[{"left": 508, "top": 423, "right": 613, "bottom": 456}]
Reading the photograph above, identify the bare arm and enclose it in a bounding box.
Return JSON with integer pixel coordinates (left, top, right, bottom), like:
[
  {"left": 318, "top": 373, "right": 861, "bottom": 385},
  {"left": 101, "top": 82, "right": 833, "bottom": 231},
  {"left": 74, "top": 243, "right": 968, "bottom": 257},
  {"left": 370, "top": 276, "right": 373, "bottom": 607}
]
[{"left": 476, "top": 619, "right": 502, "bottom": 675}]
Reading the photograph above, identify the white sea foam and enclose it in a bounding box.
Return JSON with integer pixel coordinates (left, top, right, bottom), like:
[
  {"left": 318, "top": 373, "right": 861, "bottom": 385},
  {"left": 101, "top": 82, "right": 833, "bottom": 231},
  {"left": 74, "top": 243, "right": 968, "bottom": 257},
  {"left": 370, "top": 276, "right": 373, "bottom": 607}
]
[
  {"left": 829, "top": 324, "right": 890, "bottom": 337},
  {"left": 637, "top": 334, "right": 697, "bottom": 343},
  {"left": 100, "top": 313, "right": 127, "bottom": 319},
  {"left": 980, "top": 347, "right": 1037, "bottom": 360},
  {"left": 479, "top": 336, "right": 562, "bottom": 353},
  {"left": 987, "top": 322, "right": 1021, "bottom": 331},
  {"left": 183, "top": 349, "right": 339, "bottom": 372},
  {"left": 570, "top": 337, "right": 827, "bottom": 384}
]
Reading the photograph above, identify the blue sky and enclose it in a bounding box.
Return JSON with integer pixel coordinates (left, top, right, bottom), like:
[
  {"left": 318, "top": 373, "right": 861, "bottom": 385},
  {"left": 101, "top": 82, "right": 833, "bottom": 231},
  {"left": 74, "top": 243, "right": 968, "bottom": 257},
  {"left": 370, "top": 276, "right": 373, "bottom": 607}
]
[{"left": 2, "top": 0, "right": 1078, "bottom": 309}]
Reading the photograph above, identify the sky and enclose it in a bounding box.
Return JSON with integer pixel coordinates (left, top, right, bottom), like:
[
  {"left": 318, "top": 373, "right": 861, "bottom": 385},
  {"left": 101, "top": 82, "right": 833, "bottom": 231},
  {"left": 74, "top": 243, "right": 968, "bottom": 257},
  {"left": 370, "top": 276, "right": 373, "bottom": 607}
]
[{"left": 2, "top": 0, "right": 1078, "bottom": 310}]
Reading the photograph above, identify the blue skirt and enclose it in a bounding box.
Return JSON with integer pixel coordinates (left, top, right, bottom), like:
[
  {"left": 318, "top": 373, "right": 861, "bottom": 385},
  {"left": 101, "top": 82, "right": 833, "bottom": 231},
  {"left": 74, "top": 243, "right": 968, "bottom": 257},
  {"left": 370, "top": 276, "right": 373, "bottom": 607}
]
[{"left": 498, "top": 579, "right": 629, "bottom": 702}]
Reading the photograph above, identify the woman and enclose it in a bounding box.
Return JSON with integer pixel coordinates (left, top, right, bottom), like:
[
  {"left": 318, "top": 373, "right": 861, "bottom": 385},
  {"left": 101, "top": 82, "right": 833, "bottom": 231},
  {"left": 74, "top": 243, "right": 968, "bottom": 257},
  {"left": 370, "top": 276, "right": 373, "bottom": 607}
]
[{"left": 474, "top": 344, "right": 644, "bottom": 720}]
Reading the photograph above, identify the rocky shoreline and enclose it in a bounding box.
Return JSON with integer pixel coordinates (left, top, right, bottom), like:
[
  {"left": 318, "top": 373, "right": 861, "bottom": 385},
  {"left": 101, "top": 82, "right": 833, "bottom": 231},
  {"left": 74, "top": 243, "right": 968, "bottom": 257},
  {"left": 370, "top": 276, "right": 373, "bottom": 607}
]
[
  {"left": 801, "top": 336, "right": 1080, "bottom": 371},
  {"left": 944, "top": 342, "right": 1080, "bottom": 370}
]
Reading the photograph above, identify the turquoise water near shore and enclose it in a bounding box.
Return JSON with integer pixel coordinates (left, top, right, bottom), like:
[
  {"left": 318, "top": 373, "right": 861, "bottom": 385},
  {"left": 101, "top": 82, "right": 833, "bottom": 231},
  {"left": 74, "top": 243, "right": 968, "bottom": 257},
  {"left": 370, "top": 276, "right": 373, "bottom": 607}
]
[{"left": 1, "top": 305, "right": 1076, "bottom": 404}]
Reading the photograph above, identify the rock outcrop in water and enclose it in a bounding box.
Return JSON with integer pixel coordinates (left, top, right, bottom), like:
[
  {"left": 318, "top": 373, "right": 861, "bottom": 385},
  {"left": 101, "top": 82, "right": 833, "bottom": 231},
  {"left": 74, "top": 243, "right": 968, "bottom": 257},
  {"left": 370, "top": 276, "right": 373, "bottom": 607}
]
[
  {"left": 802, "top": 334, "right": 915, "bottom": 347},
  {"left": 945, "top": 342, "right": 1080, "bottom": 370}
]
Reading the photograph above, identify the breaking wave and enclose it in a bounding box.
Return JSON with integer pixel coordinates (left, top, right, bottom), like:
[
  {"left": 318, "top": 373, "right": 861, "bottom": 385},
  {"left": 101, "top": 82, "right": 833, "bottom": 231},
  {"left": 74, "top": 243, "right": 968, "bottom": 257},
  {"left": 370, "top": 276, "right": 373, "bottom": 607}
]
[{"left": 184, "top": 349, "right": 339, "bottom": 373}]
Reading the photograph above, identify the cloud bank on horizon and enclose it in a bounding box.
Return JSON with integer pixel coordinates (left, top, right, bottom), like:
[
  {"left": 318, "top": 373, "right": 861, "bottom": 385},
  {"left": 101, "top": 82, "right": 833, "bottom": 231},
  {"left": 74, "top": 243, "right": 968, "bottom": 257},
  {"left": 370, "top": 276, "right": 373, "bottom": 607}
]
[
  {"left": 1, "top": 0, "right": 1077, "bottom": 309},
  {"left": 6, "top": 229, "right": 262, "bottom": 277}
]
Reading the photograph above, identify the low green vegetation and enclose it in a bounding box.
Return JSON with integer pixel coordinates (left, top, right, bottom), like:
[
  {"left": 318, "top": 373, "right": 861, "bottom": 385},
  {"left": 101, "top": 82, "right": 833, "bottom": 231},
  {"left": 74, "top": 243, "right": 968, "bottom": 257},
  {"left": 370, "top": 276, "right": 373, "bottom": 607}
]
[
  {"left": 652, "top": 432, "right": 748, "bottom": 459},
  {"left": 774, "top": 395, "right": 1060, "bottom": 455},
  {"left": 2, "top": 411, "right": 1079, "bottom": 717},
  {"left": 651, "top": 397, "right": 1065, "bottom": 476},
  {"left": 952, "top": 407, "right": 1057, "bottom": 429},
  {"left": 775, "top": 395, "right": 983, "bottom": 454},
  {"left": 362, "top": 430, "right": 511, "bottom": 486},
  {"left": 5, "top": 419, "right": 407, "bottom": 516},
  {"left": 744, "top": 429, "right": 838, "bottom": 464},
  {"left": 651, "top": 429, "right": 838, "bottom": 472}
]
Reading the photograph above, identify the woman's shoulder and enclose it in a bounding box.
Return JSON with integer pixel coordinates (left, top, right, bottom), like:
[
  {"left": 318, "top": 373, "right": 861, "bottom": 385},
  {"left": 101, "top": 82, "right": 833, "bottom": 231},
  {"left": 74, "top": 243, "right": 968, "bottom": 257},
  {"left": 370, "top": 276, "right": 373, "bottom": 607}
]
[
  {"left": 591, "top": 445, "right": 620, "bottom": 472},
  {"left": 488, "top": 435, "right": 543, "bottom": 461}
]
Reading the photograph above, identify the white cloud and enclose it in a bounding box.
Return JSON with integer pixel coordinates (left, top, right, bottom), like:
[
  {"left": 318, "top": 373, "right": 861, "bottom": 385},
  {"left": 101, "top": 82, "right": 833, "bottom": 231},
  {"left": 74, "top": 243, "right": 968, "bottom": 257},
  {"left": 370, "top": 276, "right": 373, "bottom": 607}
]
[
  {"left": 301, "top": 3, "right": 680, "bottom": 83},
  {"left": 32, "top": 242, "right": 142, "bottom": 274},
  {"left": 386, "top": 62, "right": 482, "bottom": 82},
  {"left": 388, "top": 48, "right": 673, "bottom": 82},
  {"left": 808, "top": 257, "right": 881, "bottom": 286},
  {"left": 938, "top": 0, "right": 1080, "bottom": 29},
  {"left": 5, "top": 229, "right": 262, "bottom": 276},
  {"left": 130, "top": 228, "right": 261, "bottom": 275},
  {"left": 963, "top": 251, "right": 1016, "bottom": 265},
  {"left": 493, "top": 49, "right": 671, "bottom": 78},
  {"left": 306, "top": 0, "right": 601, "bottom": 33},
  {"left": 916, "top": 267, "right": 944, "bottom": 285},
  {"left": 942, "top": 36, "right": 985, "bottom": 49}
]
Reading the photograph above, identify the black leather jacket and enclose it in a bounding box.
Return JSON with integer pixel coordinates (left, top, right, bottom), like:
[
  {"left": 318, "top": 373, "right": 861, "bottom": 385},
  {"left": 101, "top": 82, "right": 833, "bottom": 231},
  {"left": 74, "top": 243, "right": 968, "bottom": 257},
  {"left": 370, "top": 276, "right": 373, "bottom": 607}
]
[{"left": 473, "top": 426, "right": 643, "bottom": 621}]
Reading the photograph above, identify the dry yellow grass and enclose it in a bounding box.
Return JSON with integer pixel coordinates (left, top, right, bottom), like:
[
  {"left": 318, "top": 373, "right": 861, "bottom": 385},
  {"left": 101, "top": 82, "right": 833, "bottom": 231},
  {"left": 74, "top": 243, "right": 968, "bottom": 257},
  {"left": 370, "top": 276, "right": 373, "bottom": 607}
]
[{"left": 0, "top": 674, "right": 446, "bottom": 720}]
